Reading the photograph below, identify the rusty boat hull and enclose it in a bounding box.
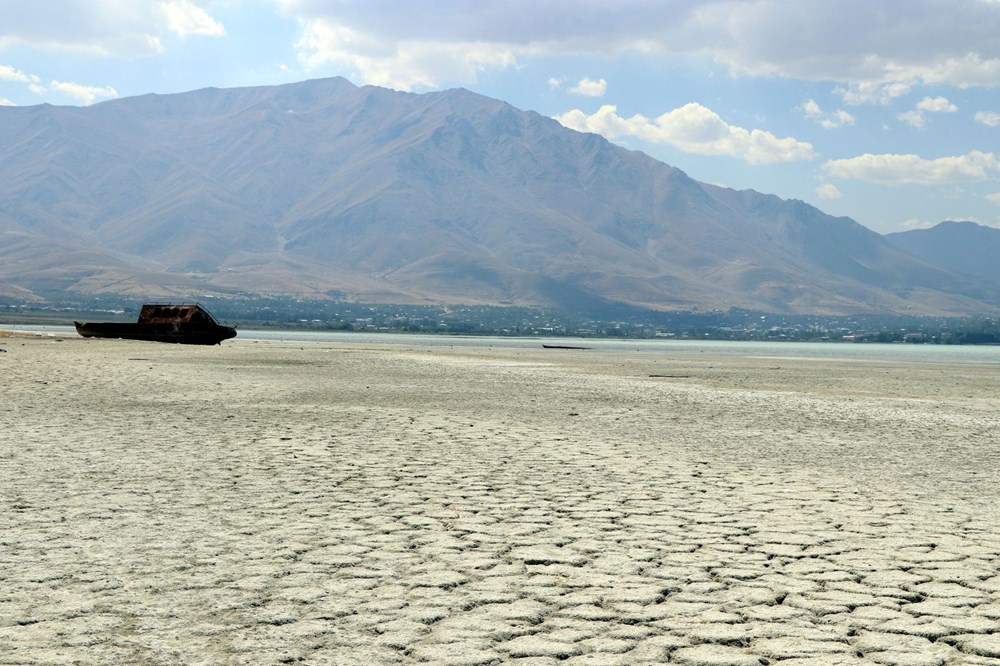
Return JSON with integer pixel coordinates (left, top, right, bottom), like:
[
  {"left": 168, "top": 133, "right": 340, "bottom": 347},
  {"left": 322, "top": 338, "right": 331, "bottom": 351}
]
[{"left": 74, "top": 304, "right": 237, "bottom": 345}]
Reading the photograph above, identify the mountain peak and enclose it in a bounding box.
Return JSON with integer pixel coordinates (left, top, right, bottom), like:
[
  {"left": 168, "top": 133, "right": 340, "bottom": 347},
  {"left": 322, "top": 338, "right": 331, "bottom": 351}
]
[
  {"left": 885, "top": 221, "right": 1000, "bottom": 286},
  {"left": 1, "top": 79, "right": 997, "bottom": 314}
]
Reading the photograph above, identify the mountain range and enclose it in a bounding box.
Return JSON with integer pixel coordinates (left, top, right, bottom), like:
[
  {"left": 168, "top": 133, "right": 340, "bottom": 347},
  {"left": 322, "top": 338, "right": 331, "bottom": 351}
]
[
  {"left": 885, "top": 221, "right": 1000, "bottom": 289},
  {"left": 1, "top": 76, "right": 997, "bottom": 315}
]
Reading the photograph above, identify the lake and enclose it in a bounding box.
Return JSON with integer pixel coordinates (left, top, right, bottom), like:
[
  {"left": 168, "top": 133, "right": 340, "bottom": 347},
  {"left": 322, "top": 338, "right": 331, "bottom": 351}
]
[{"left": 10, "top": 324, "right": 1000, "bottom": 366}]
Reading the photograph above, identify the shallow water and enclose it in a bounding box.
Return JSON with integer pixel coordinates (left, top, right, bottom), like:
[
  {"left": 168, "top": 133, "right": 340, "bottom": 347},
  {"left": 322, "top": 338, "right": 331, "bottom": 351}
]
[{"left": 9, "top": 324, "right": 1000, "bottom": 365}]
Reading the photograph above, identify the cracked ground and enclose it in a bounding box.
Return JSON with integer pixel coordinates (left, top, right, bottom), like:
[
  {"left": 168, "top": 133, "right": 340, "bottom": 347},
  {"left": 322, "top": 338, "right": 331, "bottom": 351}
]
[{"left": 2, "top": 336, "right": 1000, "bottom": 665}]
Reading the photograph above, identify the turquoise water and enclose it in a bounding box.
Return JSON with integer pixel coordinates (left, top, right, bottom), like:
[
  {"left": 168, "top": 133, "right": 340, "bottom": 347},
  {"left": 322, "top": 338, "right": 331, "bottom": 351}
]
[{"left": 15, "top": 324, "right": 1000, "bottom": 366}]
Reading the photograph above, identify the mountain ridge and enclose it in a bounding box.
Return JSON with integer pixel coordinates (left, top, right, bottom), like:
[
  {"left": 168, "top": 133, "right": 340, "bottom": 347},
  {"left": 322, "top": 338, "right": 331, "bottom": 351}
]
[
  {"left": 1, "top": 77, "right": 997, "bottom": 315},
  {"left": 886, "top": 221, "right": 1000, "bottom": 287}
]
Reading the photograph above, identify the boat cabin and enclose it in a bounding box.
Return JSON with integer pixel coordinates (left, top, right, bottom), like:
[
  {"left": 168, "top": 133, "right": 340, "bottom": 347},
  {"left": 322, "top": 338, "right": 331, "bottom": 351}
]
[{"left": 137, "top": 304, "right": 222, "bottom": 325}]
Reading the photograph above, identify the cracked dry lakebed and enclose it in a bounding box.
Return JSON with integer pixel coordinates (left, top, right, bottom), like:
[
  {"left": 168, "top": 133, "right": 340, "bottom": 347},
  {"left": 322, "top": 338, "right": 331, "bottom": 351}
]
[{"left": 2, "top": 335, "right": 1000, "bottom": 665}]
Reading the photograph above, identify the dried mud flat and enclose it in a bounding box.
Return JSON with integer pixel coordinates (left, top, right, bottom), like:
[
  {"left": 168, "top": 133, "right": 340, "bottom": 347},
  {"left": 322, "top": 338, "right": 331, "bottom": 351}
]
[{"left": 2, "top": 335, "right": 1000, "bottom": 665}]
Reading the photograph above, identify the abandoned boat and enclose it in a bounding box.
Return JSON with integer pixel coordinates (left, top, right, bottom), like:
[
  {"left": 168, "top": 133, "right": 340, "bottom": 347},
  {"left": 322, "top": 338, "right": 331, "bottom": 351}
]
[{"left": 74, "top": 303, "right": 237, "bottom": 345}]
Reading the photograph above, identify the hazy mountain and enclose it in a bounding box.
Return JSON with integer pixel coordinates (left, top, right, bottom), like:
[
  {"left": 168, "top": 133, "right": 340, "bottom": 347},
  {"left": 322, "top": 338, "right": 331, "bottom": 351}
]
[
  {"left": 1, "top": 77, "right": 996, "bottom": 314},
  {"left": 885, "top": 221, "right": 1000, "bottom": 287}
]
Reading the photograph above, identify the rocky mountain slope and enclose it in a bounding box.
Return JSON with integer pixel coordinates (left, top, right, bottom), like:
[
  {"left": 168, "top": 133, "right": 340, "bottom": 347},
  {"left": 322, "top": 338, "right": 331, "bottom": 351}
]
[
  {"left": 886, "top": 221, "right": 1000, "bottom": 288},
  {"left": 1, "top": 77, "right": 996, "bottom": 314}
]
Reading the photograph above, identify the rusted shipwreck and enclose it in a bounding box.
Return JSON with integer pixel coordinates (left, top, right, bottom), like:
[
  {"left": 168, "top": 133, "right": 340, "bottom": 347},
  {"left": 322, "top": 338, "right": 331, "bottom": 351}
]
[{"left": 74, "top": 303, "right": 237, "bottom": 345}]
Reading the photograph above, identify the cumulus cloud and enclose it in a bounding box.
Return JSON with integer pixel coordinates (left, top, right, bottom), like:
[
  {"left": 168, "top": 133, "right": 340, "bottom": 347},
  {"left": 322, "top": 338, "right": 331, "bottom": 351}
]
[
  {"left": 294, "top": 18, "right": 516, "bottom": 90},
  {"left": 975, "top": 110, "right": 1000, "bottom": 126},
  {"left": 4, "top": 71, "right": 118, "bottom": 105},
  {"left": 815, "top": 183, "right": 842, "bottom": 199},
  {"left": 898, "top": 96, "right": 959, "bottom": 127},
  {"left": 835, "top": 81, "right": 912, "bottom": 106},
  {"left": 10, "top": 1, "right": 996, "bottom": 99},
  {"left": 554, "top": 103, "right": 816, "bottom": 164},
  {"left": 1, "top": 64, "right": 47, "bottom": 100},
  {"left": 0, "top": 0, "right": 224, "bottom": 56},
  {"left": 547, "top": 77, "right": 564, "bottom": 90},
  {"left": 569, "top": 77, "right": 606, "bottom": 97},
  {"left": 916, "top": 96, "right": 958, "bottom": 113},
  {"left": 988, "top": 192, "right": 1000, "bottom": 205},
  {"left": 272, "top": 1, "right": 1000, "bottom": 93},
  {"left": 897, "top": 110, "right": 925, "bottom": 128},
  {"left": 800, "top": 99, "right": 855, "bottom": 129},
  {"left": 163, "top": 0, "right": 226, "bottom": 38},
  {"left": 50, "top": 80, "right": 118, "bottom": 104},
  {"left": 0, "top": 65, "right": 41, "bottom": 84},
  {"left": 836, "top": 86, "right": 873, "bottom": 107},
  {"left": 5, "top": 0, "right": 999, "bottom": 106},
  {"left": 822, "top": 151, "right": 1000, "bottom": 185}
]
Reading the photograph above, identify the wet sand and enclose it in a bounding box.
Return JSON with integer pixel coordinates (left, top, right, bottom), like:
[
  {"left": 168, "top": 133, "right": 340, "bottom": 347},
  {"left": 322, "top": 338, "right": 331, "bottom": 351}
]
[{"left": 2, "top": 335, "right": 1000, "bottom": 665}]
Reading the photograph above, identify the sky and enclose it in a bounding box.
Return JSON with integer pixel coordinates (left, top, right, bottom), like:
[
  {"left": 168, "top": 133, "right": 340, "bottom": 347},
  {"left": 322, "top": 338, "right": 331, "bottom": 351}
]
[{"left": 2, "top": 0, "right": 1000, "bottom": 234}]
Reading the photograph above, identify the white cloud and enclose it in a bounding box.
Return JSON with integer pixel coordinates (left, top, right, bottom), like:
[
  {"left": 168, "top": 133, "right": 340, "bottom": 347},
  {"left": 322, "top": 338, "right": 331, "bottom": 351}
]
[
  {"left": 0, "top": 97, "right": 15, "bottom": 106},
  {"left": 273, "top": 1, "right": 1000, "bottom": 94},
  {"left": 916, "top": 96, "right": 958, "bottom": 113},
  {"left": 975, "top": 110, "right": 1000, "bottom": 126},
  {"left": 547, "top": 77, "right": 564, "bottom": 90},
  {"left": 569, "top": 77, "right": 606, "bottom": 97},
  {"left": 822, "top": 151, "right": 1000, "bottom": 185},
  {"left": 897, "top": 110, "right": 926, "bottom": 128},
  {"left": 825, "top": 111, "right": 856, "bottom": 129},
  {"left": 1, "top": 64, "right": 47, "bottom": 99},
  {"left": 2, "top": 0, "right": 998, "bottom": 101},
  {"left": 988, "top": 192, "right": 1000, "bottom": 205},
  {"left": 554, "top": 103, "right": 816, "bottom": 164},
  {"left": 908, "top": 52, "right": 1000, "bottom": 87},
  {"left": 0, "top": 0, "right": 223, "bottom": 56},
  {"left": 294, "top": 18, "right": 516, "bottom": 90},
  {"left": 898, "top": 96, "right": 959, "bottom": 127},
  {"left": 0, "top": 65, "right": 40, "bottom": 84},
  {"left": 162, "top": 0, "right": 226, "bottom": 38},
  {"left": 800, "top": 99, "right": 820, "bottom": 115},
  {"left": 10, "top": 1, "right": 994, "bottom": 102},
  {"left": 50, "top": 80, "right": 118, "bottom": 104},
  {"left": 815, "top": 183, "right": 842, "bottom": 199},
  {"left": 835, "top": 81, "right": 912, "bottom": 106},
  {"left": 800, "top": 99, "right": 855, "bottom": 129}
]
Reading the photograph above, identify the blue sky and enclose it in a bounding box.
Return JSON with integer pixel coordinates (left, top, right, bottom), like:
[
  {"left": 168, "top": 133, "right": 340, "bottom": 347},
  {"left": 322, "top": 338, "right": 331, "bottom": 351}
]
[{"left": 2, "top": 0, "right": 1000, "bottom": 234}]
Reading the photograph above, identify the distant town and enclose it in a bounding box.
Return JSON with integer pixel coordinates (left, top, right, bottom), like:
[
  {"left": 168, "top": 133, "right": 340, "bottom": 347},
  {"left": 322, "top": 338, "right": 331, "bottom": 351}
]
[{"left": 3, "top": 294, "right": 1000, "bottom": 345}]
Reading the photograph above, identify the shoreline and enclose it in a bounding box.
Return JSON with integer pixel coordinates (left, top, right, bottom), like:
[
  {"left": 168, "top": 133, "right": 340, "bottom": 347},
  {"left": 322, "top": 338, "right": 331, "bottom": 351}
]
[
  {"left": 5, "top": 324, "right": 1000, "bottom": 359},
  {"left": 5, "top": 319, "right": 1000, "bottom": 350}
]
